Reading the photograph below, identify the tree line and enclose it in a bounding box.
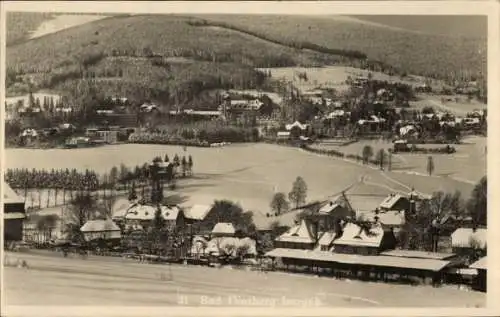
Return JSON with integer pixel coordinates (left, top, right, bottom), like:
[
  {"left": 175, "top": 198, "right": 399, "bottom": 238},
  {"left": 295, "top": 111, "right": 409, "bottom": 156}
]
[
  {"left": 186, "top": 19, "right": 367, "bottom": 61},
  {"left": 5, "top": 153, "right": 195, "bottom": 208}
]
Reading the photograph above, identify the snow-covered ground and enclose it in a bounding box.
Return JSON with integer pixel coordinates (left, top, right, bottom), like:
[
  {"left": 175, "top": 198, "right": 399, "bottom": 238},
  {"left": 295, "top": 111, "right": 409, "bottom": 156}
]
[
  {"left": 4, "top": 251, "right": 485, "bottom": 308},
  {"left": 30, "top": 14, "right": 109, "bottom": 39}
]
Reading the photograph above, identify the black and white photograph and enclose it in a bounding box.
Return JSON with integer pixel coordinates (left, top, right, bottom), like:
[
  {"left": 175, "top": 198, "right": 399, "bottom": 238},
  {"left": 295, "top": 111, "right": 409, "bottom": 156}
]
[{"left": 0, "top": 1, "right": 496, "bottom": 315}]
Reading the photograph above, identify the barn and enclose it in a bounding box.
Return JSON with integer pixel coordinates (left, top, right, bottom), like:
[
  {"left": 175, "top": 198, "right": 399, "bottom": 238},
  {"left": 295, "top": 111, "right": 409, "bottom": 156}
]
[{"left": 3, "top": 182, "right": 26, "bottom": 242}]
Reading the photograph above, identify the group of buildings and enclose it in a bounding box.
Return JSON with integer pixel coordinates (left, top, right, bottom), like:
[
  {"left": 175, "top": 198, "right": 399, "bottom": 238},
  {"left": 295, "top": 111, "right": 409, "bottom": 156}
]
[
  {"left": 261, "top": 188, "right": 487, "bottom": 291},
  {"left": 2, "top": 177, "right": 487, "bottom": 291}
]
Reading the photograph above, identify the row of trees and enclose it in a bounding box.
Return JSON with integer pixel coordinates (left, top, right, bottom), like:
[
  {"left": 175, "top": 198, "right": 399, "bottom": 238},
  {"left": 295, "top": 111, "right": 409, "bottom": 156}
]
[
  {"left": 5, "top": 153, "right": 195, "bottom": 209},
  {"left": 361, "top": 146, "right": 392, "bottom": 170},
  {"left": 7, "top": 93, "right": 63, "bottom": 113},
  {"left": 129, "top": 125, "right": 261, "bottom": 145}
]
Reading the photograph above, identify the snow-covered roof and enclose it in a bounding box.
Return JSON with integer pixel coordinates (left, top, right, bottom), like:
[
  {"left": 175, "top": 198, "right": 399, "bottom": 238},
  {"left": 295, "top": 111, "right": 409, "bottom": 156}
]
[
  {"left": 80, "top": 219, "right": 120, "bottom": 232},
  {"left": 285, "top": 121, "right": 308, "bottom": 131},
  {"left": 21, "top": 129, "right": 38, "bottom": 137},
  {"left": 318, "top": 201, "right": 343, "bottom": 215},
  {"left": 3, "top": 182, "right": 25, "bottom": 204},
  {"left": 326, "top": 110, "right": 345, "bottom": 119},
  {"left": 469, "top": 256, "right": 487, "bottom": 270},
  {"left": 318, "top": 231, "right": 336, "bottom": 246},
  {"left": 277, "top": 131, "right": 291, "bottom": 137},
  {"left": 379, "top": 194, "right": 405, "bottom": 210},
  {"left": 276, "top": 219, "right": 316, "bottom": 244},
  {"left": 451, "top": 228, "right": 487, "bottom": 249},
  {"left": 184, "top": 205, "right": 212, "bottom": 221},
  {"left": 212, "top": 222, "right": 236, "bottom": 236},
  {"left": 333, "top": 222, "right": 385, "bottom": 248},
  {"left": 124, "top": 204, "right": 181, "bottom": 221}
]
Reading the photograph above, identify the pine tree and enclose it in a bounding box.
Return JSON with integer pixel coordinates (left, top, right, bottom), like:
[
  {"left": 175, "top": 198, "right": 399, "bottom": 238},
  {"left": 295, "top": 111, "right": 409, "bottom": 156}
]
[
  {"left": 29, "top": 91, "right": 35, "bottom": 107},
  {"left": 188, "top": 155, "right": 193, "bottom": 176},
  {"left": 128, "top": 182, "right": 138, "bottom": 202},
  {"left": 164, "top": 154, "right": 170, "bottom": 162},
  {"left": 288, "top": 176, "right": 308, "bottom": 209},
  {"left": 139, "top": 186, "right": 146, "bottom": 204},
  {"left": 427, "top": 156, "right": 435, "bottom": 176},
  {"left": 181, "top": 156, "right": 187, "bottom": 177}
]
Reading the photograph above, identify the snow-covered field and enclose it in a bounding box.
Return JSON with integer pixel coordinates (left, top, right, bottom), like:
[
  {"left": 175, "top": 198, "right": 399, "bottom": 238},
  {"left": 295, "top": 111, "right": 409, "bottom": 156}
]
[
  {"left": 3, "top": 251, "right": 485, "bottom": 308},
  {"left": 257, "top": 66, "right": 422, "bottom": 93},
  {"left": 30, "top": 14, "right": 109, "bottom": 39},
  {"left": 311, "top": 136, "right": 486, "bottom": 184},
  {"left": 5, "top": 143, "right": 476, "bottom": 229}
]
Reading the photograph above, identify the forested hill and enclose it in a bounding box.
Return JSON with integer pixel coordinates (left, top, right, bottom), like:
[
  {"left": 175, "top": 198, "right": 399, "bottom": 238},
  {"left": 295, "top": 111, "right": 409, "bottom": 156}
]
[
  {"left": 5, "top": 14, "right": 486, "bottom": 106},
  {"left": 192, "top": 14, "right": 486, "bottom": 80}
]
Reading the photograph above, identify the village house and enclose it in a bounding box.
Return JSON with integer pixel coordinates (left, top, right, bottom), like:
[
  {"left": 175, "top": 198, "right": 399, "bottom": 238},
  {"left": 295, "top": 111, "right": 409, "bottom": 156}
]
[
  {"left": 362, "top": 209, "right": 405, "bottom": 233},
  {"left": 379, "top": 193, "right": 411, "bottom": 212},
  {"left": 65, "top": 136, "right": 92, "bottom": 148},
  {"left": 325, "top": 109, "right": 347, "bottom": 120},
  {"left": 121, "top": 204, "right": 185, "bottom": 231},
  {"left": 169, "top": 109, "right": 222, "bottom": 120},
  {"left": 275, "top": 121, "right": 310, "bottom": 140},
  {"left": 3, "top": 182, "right": 26, "bottom": 242},
  {"left": 211, "top": 222, "right": 236, "bottom": 238},
  {"left": 276, "top": 131, "right": 291, "bottom": 141},
  {"left": 450, "top": 227, "right": 487, "bottom": 261},
  {"left": 357, "top": 115, "right": 386, "bottom": 134},
  {"left": 80, "top": 219, "right": 122, "bottom": 242},
  {"left": 183, "top": 204, "right": 213, "bottom": 225},
  {"left": 228, "top": 99, "right": 263, "bottom": 111},
  {"left": 332, "top": 222, "right": 397, "bottom": 256},
  {"left": 139, "top": 102, "right": 160, "bottom": 113},
  {"left": 285, "top": 121, "right": 309, "bottom": 132},
  {"left": 274, "top": 219, "right": 317, "bottom": 250},
  {"left": 182, "top": 204, "right": 213, "bottom": 235},
  {"left": 301, "top": 90, "right": 324, "bottom": 105},
  {"left": 54, "top": 106, "right": 73, "bottom": 114}
]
